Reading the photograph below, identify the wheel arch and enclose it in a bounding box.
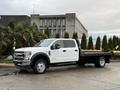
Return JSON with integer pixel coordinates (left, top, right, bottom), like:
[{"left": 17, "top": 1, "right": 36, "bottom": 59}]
[
  {"left": 96, "top": 55, "right": 110, "bottom": 63},
  {"left": 30, "top": 52, "right": 50, "bottom": 67},
  {"left": 92, "top": 55, "right": 111, "bottom": 63}
]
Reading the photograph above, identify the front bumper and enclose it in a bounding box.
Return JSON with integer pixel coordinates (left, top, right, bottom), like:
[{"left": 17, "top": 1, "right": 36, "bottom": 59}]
[
  {"left": 13, "top": 59, "right": 32, "bottom": 70},
  {"left": 13, "top": 59, "right": 31, "bottom": 66}
]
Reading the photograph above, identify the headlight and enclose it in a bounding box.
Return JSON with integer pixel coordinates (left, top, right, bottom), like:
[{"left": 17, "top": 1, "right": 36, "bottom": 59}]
[{"left": 24, "top": 51, "right": 31, "bottom": 59}]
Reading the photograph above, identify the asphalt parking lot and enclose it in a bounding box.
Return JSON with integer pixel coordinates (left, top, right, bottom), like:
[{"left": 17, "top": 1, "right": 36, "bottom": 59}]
[{"left": 0, "top": 62, "right": 120, "bottom": 90}]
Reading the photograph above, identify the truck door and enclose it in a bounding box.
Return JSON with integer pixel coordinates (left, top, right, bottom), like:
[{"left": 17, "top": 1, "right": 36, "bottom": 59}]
[
  {"left": 50, "top": 40, "right": 65, "bottom": 63},
  {"left": 50, "top": 40, "right": 79, "bottom": 63},
  {"left": 62, "top": 40, "right": 79, "bottom": 62}
]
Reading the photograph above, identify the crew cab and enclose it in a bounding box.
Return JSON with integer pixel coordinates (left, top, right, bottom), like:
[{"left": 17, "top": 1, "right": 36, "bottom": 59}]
[{"left": 13, "top": 38, "right": 111, "bottom": 74}]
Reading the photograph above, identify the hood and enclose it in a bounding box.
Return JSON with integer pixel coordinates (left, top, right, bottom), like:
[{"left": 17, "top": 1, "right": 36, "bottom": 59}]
[{"left": 15, "top": 47, "right": 48, "bottom": 52}]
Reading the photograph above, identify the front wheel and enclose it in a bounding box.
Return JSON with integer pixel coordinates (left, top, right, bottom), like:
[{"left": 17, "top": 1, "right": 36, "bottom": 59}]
[
  {"left": 34, "top": 59, "right": 47, "bottom": 74},
  {"left": 95, "top": 57, "right": 106, "bottom": 67}
]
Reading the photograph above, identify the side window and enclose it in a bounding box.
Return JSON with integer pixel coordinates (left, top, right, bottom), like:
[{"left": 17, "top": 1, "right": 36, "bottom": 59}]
[
  {"left": 53, "top": 40, "right": 64, "bottom": 48},
  {"left": 63, "top": 40, "right": 76, "bottom": 48}
]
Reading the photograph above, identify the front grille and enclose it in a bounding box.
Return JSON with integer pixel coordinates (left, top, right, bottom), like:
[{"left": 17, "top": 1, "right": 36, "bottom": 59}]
[
  {"left": 14, "top": 51, "right": 24, "bottom": 60},
  {"left": 15, "top": 57, "right": 24, "bottom": 60}
]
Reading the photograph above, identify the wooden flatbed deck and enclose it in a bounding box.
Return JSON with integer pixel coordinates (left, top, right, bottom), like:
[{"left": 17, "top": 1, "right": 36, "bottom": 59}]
[{"left": 80, "top": 50, "right": 112, "bottom": 56}]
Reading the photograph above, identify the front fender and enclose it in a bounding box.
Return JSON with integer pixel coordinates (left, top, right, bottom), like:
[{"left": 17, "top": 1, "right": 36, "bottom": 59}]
[{"left": 30, "top": 52, "right": 50, "bottom": 66}]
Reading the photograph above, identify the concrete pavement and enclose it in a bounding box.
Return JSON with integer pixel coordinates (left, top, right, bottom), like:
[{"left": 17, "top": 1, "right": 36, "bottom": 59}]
[
  {"left": 0, "top": 62, "right": 120, "bottom": 90},
  {"left": 0, "top": 63, "right": 18, "bottom": 76},
  {"left": 0, "top": 67, "right": 18, "bottom": 76}
]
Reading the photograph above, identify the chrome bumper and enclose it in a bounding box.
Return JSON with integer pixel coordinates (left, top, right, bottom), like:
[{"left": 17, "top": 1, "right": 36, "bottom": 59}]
[{"left": 13, "top": 59, "right": 31, "bottom": 66}]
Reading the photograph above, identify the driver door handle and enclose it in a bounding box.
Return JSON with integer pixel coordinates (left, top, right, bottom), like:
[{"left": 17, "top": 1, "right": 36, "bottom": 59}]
[
  {"left": 75, "top": 49, "right": 78, "bottom": 52},
  {"left": 63, "top": 50, "right": 66, "bottom": 52}
]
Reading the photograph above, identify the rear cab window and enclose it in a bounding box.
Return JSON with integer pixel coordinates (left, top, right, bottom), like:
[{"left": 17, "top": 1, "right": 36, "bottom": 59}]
[{"left": 63, "top": 40, "right": 76, "bottom": 48}]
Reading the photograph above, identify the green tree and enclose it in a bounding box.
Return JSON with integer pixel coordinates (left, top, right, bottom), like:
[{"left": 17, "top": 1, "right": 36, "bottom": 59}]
[
  {"left": 95, "top": 36, "right": 101, "bottom": 50},
  {"left": 0, "top": 27, "right": 11, "bottom": 57},
  {"left": 44, "top": 28, "right": 50, "bottom": 38},
  {"left": 118, "top": 38, "right": 120, "bottom": 50},
  {"left": 113, "top": 36, "right": 118, "bottom": 49},
  {"left": 15, "top": 22, "right": 32, "bottom": 47},
  {"left": 102, "top": 35, "right": 108, "bottom": 51},
  {"left": 7, "top": 21, "right": 17, "bottom": 55},
  {"left": 0, "top": 21, "right": 52, "bottom": 58},
  {"left": 72, "top": 32, "right": 78, "bottom": 39},
  {"left": 81, "top": 33, "right": 87, "bottom": 49},
  {"left": 8, "top": 22, "right": 40, "bottom": 48},
  {"left": 108, "top": 38, "right": 113, "bottom": 50},
  {"left": 55, "top": 33, "right": 60, "bottom": 38},
  {"left": 88, "top": 36, "right": 94, "bottom": 49},
  {"left": 64, "top": 32, "right": 69, "bottom": 38},
  {"left": 29, "top": 23, "right": 41, "bottom": 46}
]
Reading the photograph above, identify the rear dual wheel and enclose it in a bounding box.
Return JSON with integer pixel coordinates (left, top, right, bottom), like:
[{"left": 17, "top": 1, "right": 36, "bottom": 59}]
[{"left": 95, "top": 57, "right": 106, "bottom": 67}]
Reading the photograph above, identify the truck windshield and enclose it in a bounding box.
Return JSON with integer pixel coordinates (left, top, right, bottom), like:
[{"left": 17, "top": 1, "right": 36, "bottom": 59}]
[{"left": 34, "top": 40, "right": 54, "bottom": 47}]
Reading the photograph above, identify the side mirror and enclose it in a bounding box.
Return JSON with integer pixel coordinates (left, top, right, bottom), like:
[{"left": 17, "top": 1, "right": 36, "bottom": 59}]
[
  {"left": 51, "top": 44, "right": 60, "bottom": 50},
  {"left": 55, "top": 44, "right": 60, "bottom": 49}
]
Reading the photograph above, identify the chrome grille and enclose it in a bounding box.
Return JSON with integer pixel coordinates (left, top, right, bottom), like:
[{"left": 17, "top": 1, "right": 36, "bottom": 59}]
[{"left": 14, "top": 51, "right": 24, "bottom": 60}]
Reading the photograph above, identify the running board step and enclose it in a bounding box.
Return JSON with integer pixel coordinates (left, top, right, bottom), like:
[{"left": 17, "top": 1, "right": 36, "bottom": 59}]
[{"left": 50, "top": 62, "right": 77, "bottom": 67}]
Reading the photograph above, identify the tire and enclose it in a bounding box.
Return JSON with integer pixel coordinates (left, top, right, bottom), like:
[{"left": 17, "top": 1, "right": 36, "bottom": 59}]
[
  {"left": 95, "top": 57, "right": 106, "bottom": 68},
  {"left": 34, "top": 59, "right": 47, "bottom": 74}
]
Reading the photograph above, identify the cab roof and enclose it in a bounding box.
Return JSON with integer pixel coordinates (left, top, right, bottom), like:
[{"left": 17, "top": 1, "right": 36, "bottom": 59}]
[{"left": 45, "top": 38, "right": 75, "bottom": 40}]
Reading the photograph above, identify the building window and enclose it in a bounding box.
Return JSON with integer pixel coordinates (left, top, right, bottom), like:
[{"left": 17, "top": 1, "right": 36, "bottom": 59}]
[
  {"left": 46, "top": 19, "right": 49, "bottom": 26},
  {"left": 61, "top": 29, "right": 65, "bottom": 37},
  {"left": 58, "top": 29, "right": 61, "bottom": 35},
  {"left": 61, "top": 29, "right": 64, "bottom": 37},
  {"left": 42, "top": 20, "right": 44, "bottom": 26},
  {"left": 44, "top": 19, "right": 47, "bottom": 26},
  {"left": 53, "top": 19, "right": 56, "bottom": 27},
  {"left": 49, "top": 29, "right": 51, "bottom": 33},
  {"left": 62, "top": 19, "right": 64, "bottom": 25},
  {"left": 53, "top": 29, "right": 56, "bottom": 37},
  {"left": 62, "top": 19, "right": 65, "bottom": 27},
  {"left": 39, "top": 20, "right": 42, "bottom": 27},
  {"left": 57, "top": 19, "right": 61, "bottom": 27}
]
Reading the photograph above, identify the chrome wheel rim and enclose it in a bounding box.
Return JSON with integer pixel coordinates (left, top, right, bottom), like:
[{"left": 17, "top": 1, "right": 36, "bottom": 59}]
[
  {"left": 37, "top": 62, "right": 45, "bottom": 73},
  {"left": 99, "top": 58, "right": 105, "bottom": 66}
]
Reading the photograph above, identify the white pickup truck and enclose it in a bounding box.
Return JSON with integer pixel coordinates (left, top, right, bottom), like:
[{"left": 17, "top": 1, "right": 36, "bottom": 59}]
[{"left": 13, "top": 38, "right": 111, "bottom": 74}]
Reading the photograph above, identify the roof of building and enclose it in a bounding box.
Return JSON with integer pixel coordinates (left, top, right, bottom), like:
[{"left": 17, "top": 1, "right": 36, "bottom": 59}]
[{"left": 0, "top": 15, "right": 30, "bottom": 27}]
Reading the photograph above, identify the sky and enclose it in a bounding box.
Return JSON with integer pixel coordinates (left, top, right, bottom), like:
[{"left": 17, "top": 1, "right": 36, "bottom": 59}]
[{"left": 0, "top": 0, "right": 120, "bottom": 39}]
